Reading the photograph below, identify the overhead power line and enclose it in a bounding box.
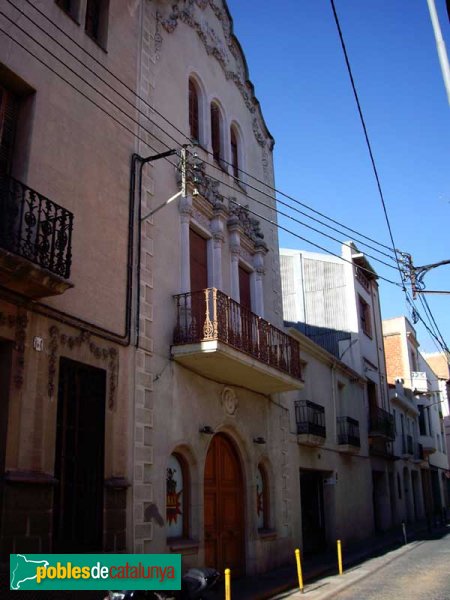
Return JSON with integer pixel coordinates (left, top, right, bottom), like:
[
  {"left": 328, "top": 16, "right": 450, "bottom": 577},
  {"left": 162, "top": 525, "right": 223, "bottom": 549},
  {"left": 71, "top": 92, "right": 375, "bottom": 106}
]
[
  {"left": 0, "top": 6, "right": 401, "bottom": 275},
  {"left": 12, "top": 0, "right": 400, "bottom": 261},
  {"left": 0, "top": 10, "right": 405, "bottom": 287},
  {"left": 330, "top": 0, "right": 407, "bottom": 292}
]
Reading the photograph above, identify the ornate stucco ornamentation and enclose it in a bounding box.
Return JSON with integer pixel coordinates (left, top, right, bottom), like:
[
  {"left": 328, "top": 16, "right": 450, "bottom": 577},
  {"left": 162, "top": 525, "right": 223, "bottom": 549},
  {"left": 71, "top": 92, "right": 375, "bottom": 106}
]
[
  {"left": 228, "top": 201, "right": 267, "bottom": 248},
  {"left": 221, "top": 386, "right": 238, "bottom": 416},
  {"left": 154, "top": 0, "right": 272, "bottom": 151},
  {"left": 48, "top": 325, "right": 118, "bottom": 408},
  {"left": 0, "top": 310, "right": 28, "bottom": 388}
]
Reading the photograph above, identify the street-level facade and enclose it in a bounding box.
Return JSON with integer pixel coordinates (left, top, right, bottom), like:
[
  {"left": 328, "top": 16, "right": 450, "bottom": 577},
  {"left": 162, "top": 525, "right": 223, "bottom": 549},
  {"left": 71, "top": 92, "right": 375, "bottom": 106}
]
[
  {"left": 281, "top": 242, "right": 397, "bottom": 533},
  {"left": 0, "top": 0, "right": 140, "bottom": 562},
  {"left": 284, "top": 329, "right": 373, "bottom": 554}
]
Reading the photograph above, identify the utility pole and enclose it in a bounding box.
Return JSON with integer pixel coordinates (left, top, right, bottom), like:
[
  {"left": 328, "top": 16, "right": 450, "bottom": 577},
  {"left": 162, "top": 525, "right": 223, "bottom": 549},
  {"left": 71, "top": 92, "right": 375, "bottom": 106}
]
[
  {"left": 426, "top": 0, "right": 450, "bottom": 105},
  {"left": 399, "top": 252, "right": 450, "bottom": 297}
]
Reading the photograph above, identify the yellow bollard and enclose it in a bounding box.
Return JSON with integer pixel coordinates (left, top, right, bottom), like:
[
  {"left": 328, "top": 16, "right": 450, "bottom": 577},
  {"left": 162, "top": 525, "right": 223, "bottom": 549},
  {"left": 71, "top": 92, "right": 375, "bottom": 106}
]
[
  {"left": 225, "top": 567, "right": 231, "bottom": 600},
  {"left": 294, "top": 548, "right": 304, "bottom": 593},
  {"left": 337, "top": 539, "right": 343, "bottom": 575}
]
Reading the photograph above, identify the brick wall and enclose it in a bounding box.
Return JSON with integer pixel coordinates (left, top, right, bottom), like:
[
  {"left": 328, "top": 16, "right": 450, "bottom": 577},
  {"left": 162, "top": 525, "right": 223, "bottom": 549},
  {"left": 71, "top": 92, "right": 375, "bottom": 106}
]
[{"left": 383, "top": 334, "right": 404, "bottom": 384}]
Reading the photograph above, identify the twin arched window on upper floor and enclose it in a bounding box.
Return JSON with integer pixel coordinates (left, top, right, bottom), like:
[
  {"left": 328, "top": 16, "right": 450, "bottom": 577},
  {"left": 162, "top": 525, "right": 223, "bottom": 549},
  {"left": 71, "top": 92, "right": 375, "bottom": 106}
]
[{"left": 189, "top": 76, "right": 242, "bottom": 180}]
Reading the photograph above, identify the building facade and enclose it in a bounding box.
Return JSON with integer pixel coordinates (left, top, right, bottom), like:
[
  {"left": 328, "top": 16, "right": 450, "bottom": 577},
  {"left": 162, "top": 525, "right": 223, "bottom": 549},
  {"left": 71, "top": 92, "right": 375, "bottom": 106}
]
[
  {"left": 383, "top": 317, "right": 449, "bottom": 523},
  {"left": 280, "top": 242, "right": 397, "bottom": 535},
  {"left": 133, "top": 0, "right": 304, "bottom": 576},
  {"left": 285, "top": 328, "right": 374, "bottom": 554},
  {"left": 0, "top": 0, "right": 142, "bottom": 563}
]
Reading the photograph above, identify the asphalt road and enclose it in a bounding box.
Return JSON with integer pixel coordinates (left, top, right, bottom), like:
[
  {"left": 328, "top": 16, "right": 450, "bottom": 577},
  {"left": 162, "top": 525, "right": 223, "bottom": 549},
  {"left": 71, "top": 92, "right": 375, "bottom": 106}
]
[{"left": 333, "top": 529, "right": 450, "bottom": 600}]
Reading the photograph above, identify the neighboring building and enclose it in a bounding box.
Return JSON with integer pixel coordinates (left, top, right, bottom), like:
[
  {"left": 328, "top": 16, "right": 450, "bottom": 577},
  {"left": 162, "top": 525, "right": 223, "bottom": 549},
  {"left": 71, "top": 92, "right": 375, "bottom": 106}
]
[
  {"left": 136, "top": 0, "right": 304, "bottom": 575},
  {"left": 383, "top": 317, "right": 449, "bottom": 523},
  {"left": 285, "top": 328, "right": 373, "bottom": 554},
  {"left": 280, "top": 243, "right": 396, "bottom": 534},
  {"left": 388, "top": 380, "right": 425, "bottom": 524},
  {"left": 0, "top": 1, "right": 139, "bottom": 563}
]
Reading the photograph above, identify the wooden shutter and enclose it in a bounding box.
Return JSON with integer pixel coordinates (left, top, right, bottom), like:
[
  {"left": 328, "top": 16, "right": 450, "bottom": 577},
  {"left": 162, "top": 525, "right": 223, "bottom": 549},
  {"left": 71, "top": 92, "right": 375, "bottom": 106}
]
[
  {"left": 239, "top": 265, "right": 251, "bottom": 310},
  {"left": 190, "top": 228, "right": 208, "bottom": 292},
  {"left": 211, "top": 104, "right": 221, "bottom": 162},
  {"left": 231, "top": 127, "right": 239, "bottom": 178},
  {"left": 189, "top": 79, "right": 199, "bottom": 141}
]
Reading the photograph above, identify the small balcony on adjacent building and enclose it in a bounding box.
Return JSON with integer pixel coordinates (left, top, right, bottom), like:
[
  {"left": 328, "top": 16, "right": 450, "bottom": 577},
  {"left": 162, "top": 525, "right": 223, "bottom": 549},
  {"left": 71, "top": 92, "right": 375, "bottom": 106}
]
[
  {"left": 0, "top": 176, "right": 74, "bottom": 298},
  {"left": 368, "top": 406, "right": 395, "bottom": 440},
  {"left": 172, "top": 288, "right": 303, "bottom": 394},
  {"left": 419, "top": 434, "right": 436, "bottom": 456},
  {"left": 402, "top": 434, "right": 414, "bottom": 457},
  {"left": 411, "top": 371, "right": 429, "bottom": 393},
  {"left": 337, "top": 416, "right": 360, "bottom": 452},
  {"left": 295, "top": 400, "right": 326, "bottom": 446}
]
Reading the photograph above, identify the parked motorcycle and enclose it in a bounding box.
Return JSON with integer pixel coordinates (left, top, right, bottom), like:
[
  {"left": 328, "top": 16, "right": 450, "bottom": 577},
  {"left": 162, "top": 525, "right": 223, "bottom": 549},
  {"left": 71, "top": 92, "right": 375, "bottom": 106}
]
[{"left": 107, "top": 567, "right": 221, "bottom": 600}]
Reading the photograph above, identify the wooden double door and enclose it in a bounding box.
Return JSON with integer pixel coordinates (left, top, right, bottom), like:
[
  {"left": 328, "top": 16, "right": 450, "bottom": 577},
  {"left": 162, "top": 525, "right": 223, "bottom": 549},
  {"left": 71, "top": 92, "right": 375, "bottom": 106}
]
[{"left": 204, "top": 434, "right": 245, "bottom": 575}]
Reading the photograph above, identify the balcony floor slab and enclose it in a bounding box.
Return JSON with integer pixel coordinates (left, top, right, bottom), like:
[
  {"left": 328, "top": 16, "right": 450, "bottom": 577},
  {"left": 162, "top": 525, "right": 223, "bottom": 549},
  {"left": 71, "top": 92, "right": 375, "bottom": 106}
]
[{"left": 171, "top": 340, "right": 304, "bottom": 394}]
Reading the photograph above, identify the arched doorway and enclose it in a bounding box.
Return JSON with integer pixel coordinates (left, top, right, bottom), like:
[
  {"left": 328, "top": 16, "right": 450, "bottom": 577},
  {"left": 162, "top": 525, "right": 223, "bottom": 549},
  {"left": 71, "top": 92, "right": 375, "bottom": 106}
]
[{"left": 204, "top": 433, "right": 245, "bottom": 575}]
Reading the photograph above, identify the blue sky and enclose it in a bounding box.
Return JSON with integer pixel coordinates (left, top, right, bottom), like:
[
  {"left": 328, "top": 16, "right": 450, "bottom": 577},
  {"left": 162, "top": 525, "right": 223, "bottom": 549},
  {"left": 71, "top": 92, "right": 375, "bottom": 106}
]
[{"left": 226, "top": 0, "right": 450, "bottom": 354}]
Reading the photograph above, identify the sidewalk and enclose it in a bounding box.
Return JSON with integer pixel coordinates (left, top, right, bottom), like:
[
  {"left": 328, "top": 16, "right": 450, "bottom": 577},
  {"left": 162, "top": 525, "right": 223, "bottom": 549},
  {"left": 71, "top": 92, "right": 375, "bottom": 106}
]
[{"left": 210, "top": 521, "right": 448, "bottom": 600}]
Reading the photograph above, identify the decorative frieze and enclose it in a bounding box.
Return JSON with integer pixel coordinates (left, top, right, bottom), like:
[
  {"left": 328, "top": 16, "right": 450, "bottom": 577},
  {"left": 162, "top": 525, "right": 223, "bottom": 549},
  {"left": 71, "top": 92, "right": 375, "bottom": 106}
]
[
  {"left": 47, "top": 325, "right": 118, "bottom": 408},
  {"left": 0, "top": 310, "right": 28, "bottom": 388},
  {"left": 154, "top": 1, "right": 272, "bottom": 154}
]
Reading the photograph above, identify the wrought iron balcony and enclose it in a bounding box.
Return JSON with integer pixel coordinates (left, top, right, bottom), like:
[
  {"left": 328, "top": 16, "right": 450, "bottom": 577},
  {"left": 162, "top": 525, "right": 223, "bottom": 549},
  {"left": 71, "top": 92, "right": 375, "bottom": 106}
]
[
  {"left": 172, "top": 288, "right": 303, "bottom": 394},
  {"left": 337, "top": 416, "right": 360, "bottom": 450},
  {"left": 295, "top": 400, "right": 326, "bottom": 445},
  {"left": 0, "top": 176, "right": 73, "bottom": 297},
  {"left": 369, "top": 406, "right": 395, "bottom": 440}
]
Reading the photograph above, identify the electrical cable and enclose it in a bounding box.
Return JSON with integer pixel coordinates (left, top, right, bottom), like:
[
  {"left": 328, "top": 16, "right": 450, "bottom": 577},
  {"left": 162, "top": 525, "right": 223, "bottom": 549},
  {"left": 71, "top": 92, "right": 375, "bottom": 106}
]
[
  {"left": 15, "top": 0, "right": 401, "bottom": 259},
  {"left": 419, "top": 295, "right": 449, "bottom": 352},
  {"left": 199, "top": 169, "right": 399, "bottom": 272},
  {"left": 0, "top": 8, "right": 400, "bottom": 275},
  {"left": 329, "top": 0, "right": 407, "bottom": 291},
  {"left": 0, "top": 17, "right": 404, "bottom": 288}
]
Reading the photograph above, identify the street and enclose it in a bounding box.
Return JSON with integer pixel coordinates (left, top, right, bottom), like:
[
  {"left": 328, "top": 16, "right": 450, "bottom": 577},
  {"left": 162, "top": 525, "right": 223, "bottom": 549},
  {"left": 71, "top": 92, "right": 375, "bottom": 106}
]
[{"left": 332, "top": 529, "right": 450, "bottom": 600}]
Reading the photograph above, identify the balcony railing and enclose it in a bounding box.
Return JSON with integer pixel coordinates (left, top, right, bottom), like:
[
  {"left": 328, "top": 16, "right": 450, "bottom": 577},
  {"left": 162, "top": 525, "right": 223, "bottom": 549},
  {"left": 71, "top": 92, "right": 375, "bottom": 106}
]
[
  {"left": 402, "top": 434, "right": 413, "bottom": 455},
  {"left": 369, "top": 406, "right": 395, "bottom": 439},
  {"left": 0, "top": 176, "right": 73, "bottom": 279},
  {"left": 173, "top": 288, "right": 302, "bottom": 380},
  {"left": 295, "top": 400, "right": 326, "bottom": 438},
  {"left": 337, "top": 416, "right": 360, "bottom": 448}
]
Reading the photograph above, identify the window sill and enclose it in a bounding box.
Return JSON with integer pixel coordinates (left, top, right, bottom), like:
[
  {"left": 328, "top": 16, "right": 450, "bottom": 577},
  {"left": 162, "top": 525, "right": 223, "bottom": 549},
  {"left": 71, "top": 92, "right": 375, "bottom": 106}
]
[
  {"left": 234, "top": 178, "right": 247, "bottom": 194},
  {"left": 85, "top": 31, "right": 108, "bottom": 53},
  {"left": 167, "top": 538, "right": 199, "bottom": 554},
  {"left": 213, "top": 157, "right": 229, "bottom": 175},
  {"left": 55, "top": 3, "right": 80, "bottom": 24},
  {"left": 258, "top": 528, "right": 277, "bottom": 540}
]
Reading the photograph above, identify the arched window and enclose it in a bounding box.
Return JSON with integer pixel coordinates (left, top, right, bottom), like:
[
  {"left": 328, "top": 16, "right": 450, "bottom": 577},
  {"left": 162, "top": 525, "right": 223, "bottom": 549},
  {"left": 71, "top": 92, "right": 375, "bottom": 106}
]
[
  {"left": 166, "top": 453, "right": 189, "bottom": 538},
  {"left": 230, "top": 126, "right": 239, "bottom": 178},
  {"left": 256, "top": 464, "right": 269, "bottom": 530},
  {"left": 210, "top": 102, "right": 221, "bottom": 163},
  {"left": 189, "top": 78, "right": 199, "bottom": 142}
]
